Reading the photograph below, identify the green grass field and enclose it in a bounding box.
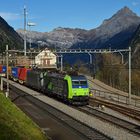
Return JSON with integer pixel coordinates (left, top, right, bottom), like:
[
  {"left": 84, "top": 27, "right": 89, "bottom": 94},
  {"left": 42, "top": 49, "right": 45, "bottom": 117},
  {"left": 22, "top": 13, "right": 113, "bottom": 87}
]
[{"left": 0, "top": 93, "right": 48, "bottom": 140}]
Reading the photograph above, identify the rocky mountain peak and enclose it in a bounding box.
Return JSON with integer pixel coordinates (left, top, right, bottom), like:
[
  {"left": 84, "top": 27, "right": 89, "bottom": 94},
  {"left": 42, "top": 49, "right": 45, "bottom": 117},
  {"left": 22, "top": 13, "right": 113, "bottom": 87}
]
[
  {"left": 116, "top": 6, "right": 137, "bottom": 17},
  {"left": 93, "top": 6, "right": 140, "bottom": 40},
  {"left": 102, "top": 6, "right": 138, "bottom": 26}
]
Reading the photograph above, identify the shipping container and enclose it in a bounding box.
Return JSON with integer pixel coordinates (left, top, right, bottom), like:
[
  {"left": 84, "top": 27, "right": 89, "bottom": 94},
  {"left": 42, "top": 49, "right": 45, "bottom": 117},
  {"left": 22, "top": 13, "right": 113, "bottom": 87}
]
[
  {"left": 11, "top": 67, "right": 19, "bottom": 81},
  {"left": 0, "top": 66, "right": 6, "bottom": 77},
  {"left": 0, "top": 65, "right": 3, "bottom": 73},
  {"left": 2, "top": 66, "right": 6, "bottom": 73},
  {"left": 0, "top": 66, "right": 12, "bottom": 77},
  {"left": 18, "top": 68, "right": 31, "bottom": 84}
]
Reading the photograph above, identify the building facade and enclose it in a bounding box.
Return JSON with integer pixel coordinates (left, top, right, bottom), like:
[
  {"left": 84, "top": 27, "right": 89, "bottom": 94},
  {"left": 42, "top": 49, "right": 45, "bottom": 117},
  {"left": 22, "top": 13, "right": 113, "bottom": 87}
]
[{"left": 35, "top": 48, "right": 57, "bottom": 68}]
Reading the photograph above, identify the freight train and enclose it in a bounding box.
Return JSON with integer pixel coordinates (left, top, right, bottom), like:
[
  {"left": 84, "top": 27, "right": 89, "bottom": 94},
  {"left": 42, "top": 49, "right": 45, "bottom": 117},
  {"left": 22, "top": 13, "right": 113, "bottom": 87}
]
[{"left": 0, "top": 65, "right": 89, "bottom": 105}]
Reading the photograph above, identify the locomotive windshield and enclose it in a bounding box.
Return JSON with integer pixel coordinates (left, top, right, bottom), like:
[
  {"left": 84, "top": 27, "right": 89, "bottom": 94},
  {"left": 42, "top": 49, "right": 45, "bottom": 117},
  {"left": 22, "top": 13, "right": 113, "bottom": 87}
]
[
  {"left": 80, "top": 80, "right": 87, "bottom": 85},
  {"left": 72, "top": 80, "right": 87, "bottom": 86},
  {"left": 71, "top": 76, "right": 88, "bottom": 88}
]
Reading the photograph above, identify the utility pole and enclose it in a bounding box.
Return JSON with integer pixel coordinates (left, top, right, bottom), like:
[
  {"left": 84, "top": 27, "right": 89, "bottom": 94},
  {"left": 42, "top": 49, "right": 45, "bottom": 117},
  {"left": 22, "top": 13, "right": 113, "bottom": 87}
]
[
  {"left": 6, "top": 45, "right": 9, "bottom": 97},
  {"left": 88, "top": 53, "right": 92, "bottom": 75},
  {"left": 128, "top": 46, "right": 131, "bottom": 104},
  {"left": 24, "top": 5, "right": 27, "bottom": 56},
  {"left": 60, "top": 55, "right": 63, "bottom": 71}
]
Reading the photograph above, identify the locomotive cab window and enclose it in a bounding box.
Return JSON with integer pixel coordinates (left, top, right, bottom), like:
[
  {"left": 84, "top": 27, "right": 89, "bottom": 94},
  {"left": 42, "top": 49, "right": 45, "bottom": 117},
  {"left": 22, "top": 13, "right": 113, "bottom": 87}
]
[
  {"left": 72, "top": 80, "right": 87, "bottom": 86},
  {"left": 72, "top": 80, "right": 79, "bottom": 85},
  {"left": 80, "top": 80, "right": 87, "bottom": 85}
]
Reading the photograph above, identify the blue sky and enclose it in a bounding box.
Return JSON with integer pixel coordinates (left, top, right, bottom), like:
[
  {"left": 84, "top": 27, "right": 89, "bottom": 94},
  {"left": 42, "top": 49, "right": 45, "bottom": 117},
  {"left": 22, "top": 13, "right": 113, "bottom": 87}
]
[{"left": 0, "top": 0, "right": 140, "bottom": 32}]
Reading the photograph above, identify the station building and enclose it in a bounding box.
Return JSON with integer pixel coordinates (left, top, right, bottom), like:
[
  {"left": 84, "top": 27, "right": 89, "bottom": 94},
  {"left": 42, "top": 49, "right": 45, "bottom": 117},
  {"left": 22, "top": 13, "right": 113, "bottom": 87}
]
[{"left": 35, "top": 48, "right": 57, "bottom": 68}]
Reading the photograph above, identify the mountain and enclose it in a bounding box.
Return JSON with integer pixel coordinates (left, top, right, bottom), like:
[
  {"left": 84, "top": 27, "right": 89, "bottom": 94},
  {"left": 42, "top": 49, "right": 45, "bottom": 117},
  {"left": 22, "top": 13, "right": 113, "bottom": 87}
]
[
  {"left": 91, "top": 6, "right": 139, "bottom": 38},
  {"left": 0, "top": 16, "right": 23, "bottom": 52},
  {"left": 17, "top": 6, "right": 140, "bottom": 50},
  {"left": 72, "top": 6, "right": 140, "bottom": 49},
  {"left": 17, "top": 27, "right": 87, "bottom": 49}
]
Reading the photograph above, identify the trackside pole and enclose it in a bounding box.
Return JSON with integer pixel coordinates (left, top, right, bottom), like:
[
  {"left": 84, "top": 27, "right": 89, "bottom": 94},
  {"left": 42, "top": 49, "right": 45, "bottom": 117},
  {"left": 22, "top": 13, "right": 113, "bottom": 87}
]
[
  {"left": 60, "top": 55, "right": 63, "bottom": 71},
  {"left": 1, "top": 78, "right": 3, "bottom": 91},
  {"left": 128, "top": 46, "right": 131, "bottom": 104},
  {"left": 24, "top": 6, "right": 27, "bottom": 56},
  {"left": 6, "top": 45, "right": 9, "bottom": 98}
]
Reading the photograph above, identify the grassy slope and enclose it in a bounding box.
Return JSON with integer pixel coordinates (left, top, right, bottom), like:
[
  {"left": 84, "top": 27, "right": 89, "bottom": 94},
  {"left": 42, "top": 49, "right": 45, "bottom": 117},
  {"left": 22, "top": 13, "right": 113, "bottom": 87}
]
[{"left": 0, "top": 93, "right": 47, "bottom": 140}]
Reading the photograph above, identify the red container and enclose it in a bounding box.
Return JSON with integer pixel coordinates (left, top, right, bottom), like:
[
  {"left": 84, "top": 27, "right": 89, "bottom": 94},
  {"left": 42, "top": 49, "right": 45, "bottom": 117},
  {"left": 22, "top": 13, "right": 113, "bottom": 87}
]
[
  {"left": 18, "top": 68, "right": 31, "bottom": 84},
  {"left": 0, "top": 65, "right": 3, "bottom": 73}
]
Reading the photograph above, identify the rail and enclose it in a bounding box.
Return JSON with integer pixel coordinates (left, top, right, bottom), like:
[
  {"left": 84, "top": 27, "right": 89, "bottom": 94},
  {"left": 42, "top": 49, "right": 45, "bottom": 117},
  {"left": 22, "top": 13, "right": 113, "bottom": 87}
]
[
  {"left": 90, "top": 88, "right": 140, "bottom": 108},
  {"left": 78, "top": 105, "right": 140, "bottom": 136}
]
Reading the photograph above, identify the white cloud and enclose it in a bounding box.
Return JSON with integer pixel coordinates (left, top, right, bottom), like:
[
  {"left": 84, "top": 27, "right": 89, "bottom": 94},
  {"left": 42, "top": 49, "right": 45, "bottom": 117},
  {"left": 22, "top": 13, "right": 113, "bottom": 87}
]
[
  {"left": 0, "top": 12, "right": 21, "bottom": 20},
  {"left": 132, "top": 2, "right": 139, "bottom": 6}
]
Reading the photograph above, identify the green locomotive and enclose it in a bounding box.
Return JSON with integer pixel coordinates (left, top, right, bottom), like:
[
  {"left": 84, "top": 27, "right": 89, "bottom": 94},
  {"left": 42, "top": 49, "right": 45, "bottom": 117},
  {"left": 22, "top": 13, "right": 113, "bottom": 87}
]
[
  {"left": 45, "top": 73, "right": 89, "bottom": 105},
  {"left": 26, "top": 69, "right": 89, "bottom": 105}
]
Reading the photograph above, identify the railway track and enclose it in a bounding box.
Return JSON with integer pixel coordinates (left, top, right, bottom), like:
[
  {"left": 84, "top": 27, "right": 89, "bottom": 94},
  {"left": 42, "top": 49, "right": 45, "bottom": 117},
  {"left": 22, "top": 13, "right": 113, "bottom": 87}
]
[
  {"left": 6, "top": 83, "right": 112, "bottom": 140},
  {"left": 87, "top": 77, "right": 140, "bottom": 117},
  {"left": 87, "top": 78, "right": 112, "bottom": 93},
  {"left": 78, "top": 105, "right": 140, "bottom": 137},
  {"left": 90, "top": 98, "right": 140, "bottom": 122}
]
